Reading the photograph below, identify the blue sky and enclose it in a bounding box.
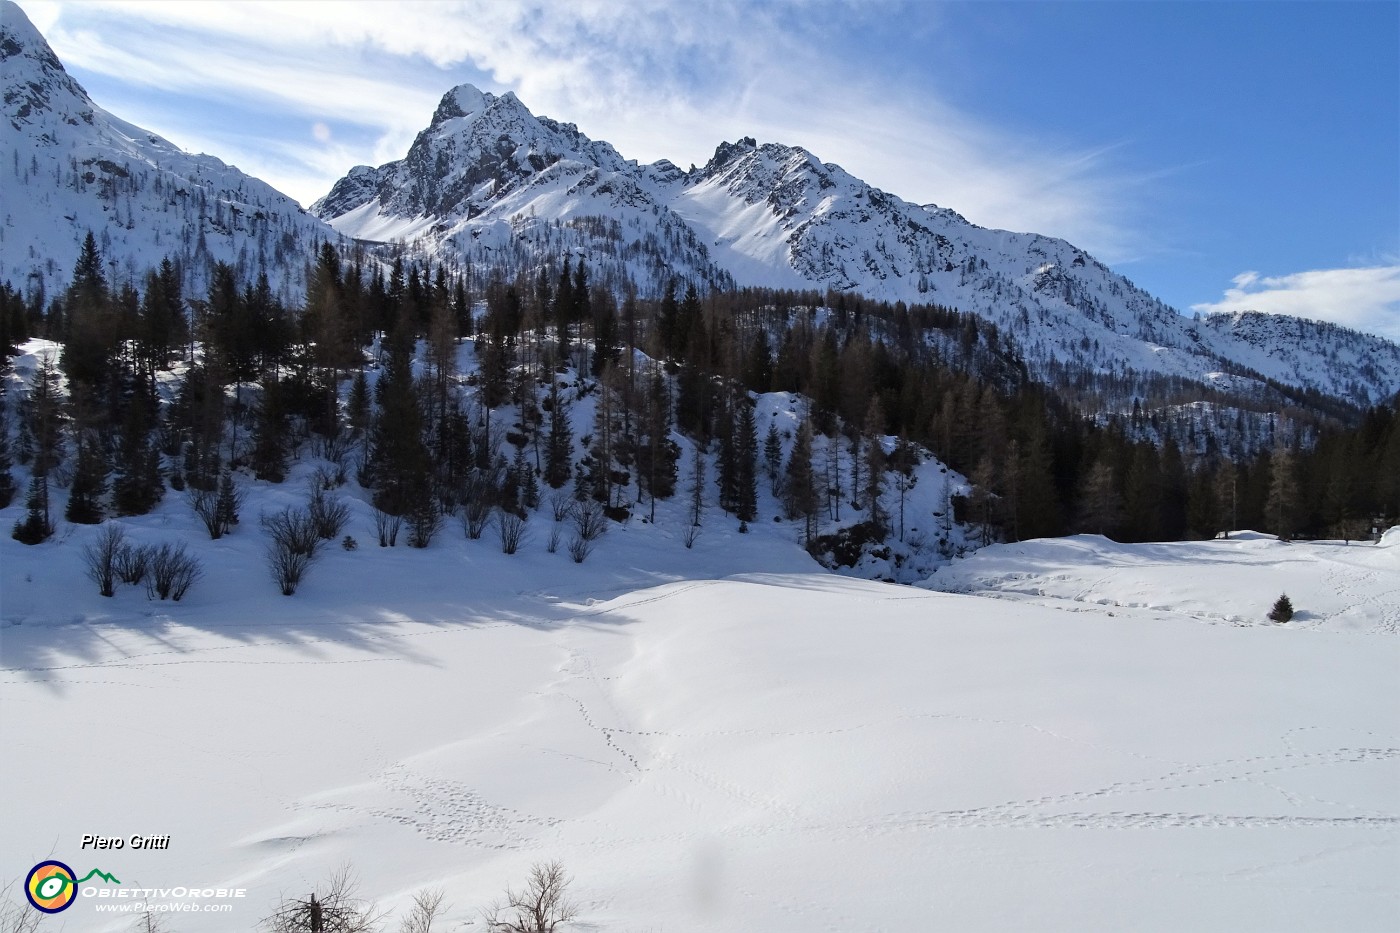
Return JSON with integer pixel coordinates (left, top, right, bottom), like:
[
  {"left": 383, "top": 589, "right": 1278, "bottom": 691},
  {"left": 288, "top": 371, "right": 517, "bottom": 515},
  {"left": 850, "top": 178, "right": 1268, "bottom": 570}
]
[{"left": 19, "top": 0, "right": 1400, "bottom": 339}]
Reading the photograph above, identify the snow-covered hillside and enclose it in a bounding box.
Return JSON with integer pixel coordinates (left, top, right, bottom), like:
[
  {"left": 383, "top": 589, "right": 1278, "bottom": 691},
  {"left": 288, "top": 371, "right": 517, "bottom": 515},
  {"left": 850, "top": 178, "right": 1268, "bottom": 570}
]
[
  {"left": 315, "top": 86, "right": 1400, "bottom": 410},
  {"left": 925, "top": 530, "right": 1400, "bottom": 635},
  {"left": 0, "top": 0, "right": 342, "bottom": 303},
  {"left": 3, "top": 494, "right": 1396, "bottom": 931},
  {"left": 312, "top": 84, "right": 735, "bottom": 296}
]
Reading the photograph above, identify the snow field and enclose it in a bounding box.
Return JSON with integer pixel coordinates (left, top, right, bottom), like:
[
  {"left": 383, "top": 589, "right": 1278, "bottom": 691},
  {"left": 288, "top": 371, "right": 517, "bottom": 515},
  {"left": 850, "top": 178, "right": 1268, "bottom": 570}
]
[{"left": 3, "top": 512, "right": 1397, "bottom": 931}]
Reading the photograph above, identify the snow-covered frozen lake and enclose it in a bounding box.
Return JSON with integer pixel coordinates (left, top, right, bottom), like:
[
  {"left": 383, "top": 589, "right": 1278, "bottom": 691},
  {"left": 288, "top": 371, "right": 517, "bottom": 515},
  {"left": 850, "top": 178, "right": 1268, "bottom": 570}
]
[{"left": 3, "top": 523, "right": 1397, "bottom": 931}]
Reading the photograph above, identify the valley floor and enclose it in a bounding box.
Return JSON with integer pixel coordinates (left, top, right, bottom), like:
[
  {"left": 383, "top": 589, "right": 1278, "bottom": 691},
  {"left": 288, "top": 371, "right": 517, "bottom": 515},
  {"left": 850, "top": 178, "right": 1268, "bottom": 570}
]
[{"left": 2, "top": 527, "right": 1397, "bottom": 931}]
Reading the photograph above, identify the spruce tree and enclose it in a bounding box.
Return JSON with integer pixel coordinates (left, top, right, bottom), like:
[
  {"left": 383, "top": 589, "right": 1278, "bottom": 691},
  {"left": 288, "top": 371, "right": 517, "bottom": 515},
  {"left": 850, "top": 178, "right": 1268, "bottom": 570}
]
[
  {"left": 764, "top": 422, "right": 782, "bottom": 494},
  {"left": 784, "top": 419, "right": 819, "bottom": 543},
  {"left": 65, "top": 430, "right": 107, "bottom": 524},
  {"left": 111, "top": 377, "right": 163, "bottom": 515},
  {"left": 544, "top": 378, "right": 573, "bottom": 489},
  {"left": 734, "top": 399, "right": 758, "bottom": 522},
  {"left": 11, "top": 474, "right": 53, "bottom": 544}
]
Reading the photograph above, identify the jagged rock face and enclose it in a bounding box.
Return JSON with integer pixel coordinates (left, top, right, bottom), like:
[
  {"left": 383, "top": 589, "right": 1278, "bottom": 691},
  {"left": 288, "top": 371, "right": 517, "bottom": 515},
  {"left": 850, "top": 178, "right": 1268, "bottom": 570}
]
[
  {"left": 318, "top": 95, "right": 1400, "bottom": 407},
  {"left": 314, "top": 85, "right": 631, "bottom": 229},
  {"left": 0, "top": 0, "right": 340, "bottom": 302},
  {"left": 312, "top": 83, "right": 735, "bottom": 293}
]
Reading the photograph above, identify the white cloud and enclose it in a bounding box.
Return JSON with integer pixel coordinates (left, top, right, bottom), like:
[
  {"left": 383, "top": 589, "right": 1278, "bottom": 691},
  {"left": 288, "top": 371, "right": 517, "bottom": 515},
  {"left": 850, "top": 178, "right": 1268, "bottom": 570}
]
[
  {"left": 34, "top": 0, "right": 1155, "bottom": 259},
  {"left": 1192, "top": 266, "right": 1400, "bottom": 342}
]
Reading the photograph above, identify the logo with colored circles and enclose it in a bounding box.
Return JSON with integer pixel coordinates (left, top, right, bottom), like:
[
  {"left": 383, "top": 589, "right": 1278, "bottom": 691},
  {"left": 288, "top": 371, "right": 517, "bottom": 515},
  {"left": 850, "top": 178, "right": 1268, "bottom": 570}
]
[{"left": 24, "top": 861, "right": 121, "bottom": 913}]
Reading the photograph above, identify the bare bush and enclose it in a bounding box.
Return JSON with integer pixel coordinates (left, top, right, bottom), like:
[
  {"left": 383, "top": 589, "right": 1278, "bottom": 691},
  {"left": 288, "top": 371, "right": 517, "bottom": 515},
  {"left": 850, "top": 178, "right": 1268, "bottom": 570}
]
[
  {"left": 573, "top": 499, "right": 607, "bottom": 543},
  {"left": 188, "top": 486, "right": 224, "bottom": 539},
  {"left": 146, "top": 542, "right": 202, "bottom": 601},
  {"left": 374, "top": 508, "right": 402, "bottom": 547},
  {"left": 498, "top": 509, "right": 527, "bottom": 555},
  {"left": 262, "top": 506, "right": 323, "bottom": 556},
  {"left": 116, "top": 539, "right": 149, "bottom": 585},
  {"left": 262, "top": 506, "right": 324, "bottom": 596},
  {"left": 548, "top": 490, "right": 575, "bottom": 523},
  {"left": 682, "top": 522, "right": 701, "bottom": 549},
  {"left": 482, "top": 861, "right": 577, "bottom": 933},
  {"left": 546, "top": 523, "right": 563, "bottom": 554},
  {"left": 261, "top": 864, "right": 383, "bottom": 933},
  {"left": 1, "top": 877, "right": 42, "bottom": 933},
  {"left": 567, "top": 533, "right": 593, "bottom": 564},
  {"left": 84, "top": 523, "right": 128, "bottom": 597},
  {"left": 308, "top": 485, "right": 351, "bottom": 540},
  {"left": 397, "top": 888, "right": 447, "bottom": 933},
  {"left": 461, "top": 496, "right": 491, "bottom": 540}
]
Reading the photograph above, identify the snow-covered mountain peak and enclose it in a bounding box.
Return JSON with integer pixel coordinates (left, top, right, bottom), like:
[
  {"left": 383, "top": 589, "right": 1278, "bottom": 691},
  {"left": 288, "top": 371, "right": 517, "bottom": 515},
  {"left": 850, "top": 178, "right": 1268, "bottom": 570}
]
[
  {"left": 3, "top": 0, "right": 94, "bottom": 131},
  {"left": 1, "top": 3, "right": 342, "bottom": 301},
  {"left": 312, "top": 78, "right": 1400, "bottom": 408},
  {"left": 431, "top": 82, "right": 488, "bottom": 124}
]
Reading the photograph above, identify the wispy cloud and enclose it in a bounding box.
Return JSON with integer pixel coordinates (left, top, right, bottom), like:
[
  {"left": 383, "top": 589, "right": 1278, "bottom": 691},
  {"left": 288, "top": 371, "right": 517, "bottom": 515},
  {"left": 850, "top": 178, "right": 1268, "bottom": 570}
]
[
  {"left": 33, "top": 0, "right": 1152, "bottom": 260},
  {"left": 1192, "top": 266, "right": 1400, "bottom": 341}
]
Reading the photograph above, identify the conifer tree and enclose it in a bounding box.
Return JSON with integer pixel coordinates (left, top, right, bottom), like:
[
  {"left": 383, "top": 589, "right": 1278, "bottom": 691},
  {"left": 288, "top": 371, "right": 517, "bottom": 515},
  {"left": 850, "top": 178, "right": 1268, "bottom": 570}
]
[
  {"left": 544, "top": 378, "right": 573, "bottom": 489},
  {"left": 1265, "top": 445, "right": 1302, "bottom": 541},
  {"left": 0, "top": 378, "right": 15, "bottom": 510},
  {"left": 784, "top": 419, "right": 819, "bottom": 543},
  {"left": 112, "top": 376, "right": 163, "bottom": 515},
  {"left": 734, "top": 398, "right": 758, "bottom": 522},
  {"left": 764, "top": 422, "right": 783, "bottom": 494},
  {"left": 65, "top": 429, "right": 107, "bottom": 524}
]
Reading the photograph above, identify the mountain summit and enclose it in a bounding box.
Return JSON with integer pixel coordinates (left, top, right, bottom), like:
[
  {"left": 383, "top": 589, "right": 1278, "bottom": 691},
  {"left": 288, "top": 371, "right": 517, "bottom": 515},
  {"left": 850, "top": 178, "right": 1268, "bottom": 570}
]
[
  {"left": 313, "top": 83, "right": 1400, "bottom": 408},
  {"left": 0, "top": 0, "right": 339, "bottom": 300}
]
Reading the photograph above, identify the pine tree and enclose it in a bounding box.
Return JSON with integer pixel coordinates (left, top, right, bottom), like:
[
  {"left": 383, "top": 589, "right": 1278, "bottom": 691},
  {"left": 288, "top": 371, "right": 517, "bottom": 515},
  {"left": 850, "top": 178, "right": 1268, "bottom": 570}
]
[
  {"left": 763, "top": 422, "right": 782, "bottom": 494},
  {"left": 0, "top": 385, "right": 15, "bottom": 510},
  {"left": 65, "top": 430, "right": 107, "bottom": 524},
  {"left": 1077, "top": 458, "right": 1122, "bottom": 537},
  {"left": 111, "top": 376, "right": 163, "bottom": 515},
  {"left": 366, "top": 336, "right": 432, "bottom": 519},
  {"left": 1265, "top": 445, "right": 1302, "bottom": 540},
  {"left": 543, "top": 378, "right": 573, "bottom": 488},
  {"left": 734, "top": 398, "right": 758, "bottom": 522},
  {"left": 636, "top": 369, "right": 678, "bottom": 521},
  {"left": 784, "top": 419, "right": 819, "bottom": 543},
  {"left": 11, "top": 474, "right": 54, "bottom": 544},
  {"left": 215, "top": 472, "right": 241, "bottom": 533}
]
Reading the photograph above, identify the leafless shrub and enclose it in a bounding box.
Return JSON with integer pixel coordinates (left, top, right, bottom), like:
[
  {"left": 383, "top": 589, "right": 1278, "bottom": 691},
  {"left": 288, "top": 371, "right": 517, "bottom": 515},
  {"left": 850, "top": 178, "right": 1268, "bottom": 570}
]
[
  {"left": 397, "top": 888, "right": 447, "bottom": 933},
  {"left": 116, "top": 539, "right": 149, "bottom": 585},
  {"left": 146, "top": 542, "right": 202, "bottom": 601},
  {"left": 262, "top": 506, "right": 322, "bottom": 556},
  {"left": 1, "top": 877, "right": 42, "bottom": 933},
  {"left": 262, "top": 506, "right": 324, "bottom": 596},
  {"left": 573, "top": 498, "right": 607, "bottom": 543},
  {"left": 497, "top": 509, "right": 527, "bottom": 555},
  {"left": 261, "top": 863, "right": 384, "bottom": 933},
  {"left": 546, "top": 523, "right": 563, "bottom": 554},
  {"left": 130, "top": 911, "right": 171, "bottom": 932},
  {"left": 482, "top": 861, "right": 577, "bottom": 933},
  {"left": 548, "top": 490, "right": 574, "bottom": 523},
  {"left": 308, "top": 484, "right": 351, "bottom": 540},
  {"left": 682, "top": 522, "right": 701, "bottom": 549},
  {"left": 84, "top": 523, "right": 128, "bottom": 597},
  {"left": 374, "top": 508, "right": 402, "bottom": 547},
  {"left": 461, "top": 496, "right": 491, "bottom": 540},
  {"left": 567, "top": 533, "right": 593, "bottom": 563},
  {"left": 188, "top": 486, "right": 223, "bottom": 539}
]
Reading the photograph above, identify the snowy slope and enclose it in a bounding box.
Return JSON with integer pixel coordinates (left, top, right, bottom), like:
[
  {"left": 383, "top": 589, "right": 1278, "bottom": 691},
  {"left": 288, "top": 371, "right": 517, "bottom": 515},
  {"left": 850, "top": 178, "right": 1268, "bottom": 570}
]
[
  {"left": 0, "top": 0, "right": 341, "bottom": 302},
  {"left": 312, "top": 84, "right": 734, "bottom": 295},
  {"left": 2, "top": 497, "right": 1397, "bottom": 931},
  {"left": 315, "top": 92, "right": 1400, "bottom": 409},
  {"left": 925, "top": 531, "right": 1400, "bottom": 635}
]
